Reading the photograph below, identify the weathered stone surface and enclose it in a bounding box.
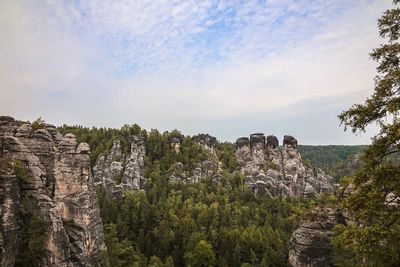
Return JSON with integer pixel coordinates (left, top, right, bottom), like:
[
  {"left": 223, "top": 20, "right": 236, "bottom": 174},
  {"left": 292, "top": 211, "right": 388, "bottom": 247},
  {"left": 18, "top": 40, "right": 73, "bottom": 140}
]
[
  {"left": 54, "top": 149, "right": 106, "bottom": 266},
  {"left": 211, "top": 174, "right": 223, "bottom": 186},
  {"left": 0, "top": 116, "right": 17, "bottom": 137},
  {"left": 192, "top": 134, "right": 217, "bottom": 149},
  {"left": 289, "top": 206, "right": 344, "bottom": 267},
  {"left": 15, "top": 123, "right": 32, "bottom": 137},
  {"left": 236, "top": 137, "right": 250, "bottom": 148},
  {"left": 76, "top": 142, "right": 90, "bottom": 154},
  {"left": 266, "top": 135, "right": 279, "bottom": 149},
  {"left": 59, "top": 133, "right": 77, "bottom": 153},
  {"left": 236, "top": 133, "right": 335, "bottom": 198},
  {"left": 168, "top": 133, "right": 183, "bottom": 153},
  {"left": 0, "top": 164, "right": 22, "bottom": 267},
  {"left": 283, "top": 135, "right": 298, "bottom": 148},
  {"left": 250, "top": 133, "right": 265, "bottom": 149},
  {"left": 0, "top": 116, "right": 107, "bottom": 267},
  {"left": 93, "top": 136, "right": 147, "bottom": 194}
]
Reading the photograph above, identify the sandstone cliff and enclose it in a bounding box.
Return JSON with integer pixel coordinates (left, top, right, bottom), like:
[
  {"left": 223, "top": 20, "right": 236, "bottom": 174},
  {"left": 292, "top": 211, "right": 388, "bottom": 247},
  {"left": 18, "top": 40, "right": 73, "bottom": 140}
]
[
  {"left": 92, "top": 131, "right": 335, "bottom": 199},
  {"left": 236, "top": 133, "right": 335, "bottom": 198},
  {"left": 93, "top": 136, "right": 147, "bottom": 196},
  {"left": 288, "top": 206, "right": 343, "bottom": 267},
  {"left": 0, "top": 116, "right": 107, "bottom": 267}
]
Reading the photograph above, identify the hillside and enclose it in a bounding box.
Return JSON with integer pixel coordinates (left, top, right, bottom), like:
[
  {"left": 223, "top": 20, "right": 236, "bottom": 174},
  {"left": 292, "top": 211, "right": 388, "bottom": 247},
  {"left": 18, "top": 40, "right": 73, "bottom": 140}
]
[
  {"left": 1, "top": 116, "right": 336, "bottom": 266},
  {"left": 298, "top": 145, "right": 366, "bottom": 180}
]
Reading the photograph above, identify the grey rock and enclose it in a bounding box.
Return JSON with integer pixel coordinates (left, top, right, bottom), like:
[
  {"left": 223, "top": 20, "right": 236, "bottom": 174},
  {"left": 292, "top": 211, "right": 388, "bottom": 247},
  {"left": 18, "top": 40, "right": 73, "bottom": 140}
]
[
  {"left": 0, "top": 116, "right": 107, "bottom": 267},
  {"left": 211, "top": 174, "right": 223, "bottom": 186},
  {"left": 76, "top": 142, "right": 90, "bottom": 154},
  {"left": 15, "top": 123, "right": 32, "bottom": 137},
  {"left": 93, "top": 136, "right": 146, "bottom": 193},
  {"left": 289, "top": 206, "right": 344, "bottom": 267},
  {"left": 59, "top": 133, "right": 77, "bottom": 153},
  {"left": 266, "top": 135, "right": 279, "bottom": 149},
  {"left": 0, "top": 116, "right": 17, "bottom": 136},
  {"left": 283, "top": 135, "right": 298, "bottom": 148},
  {"left": 236, "top": 137, "right": 250, "bottom": 148},
  {"left": 236, "top": 133, "right": 334, "bottom": 198},
  {"left": 250, "top": 133, "right": 265, "bottom": 149},
  {"left": 192, "top": 134, "right": 217, "bottom": 149},
  {"left": 252, "top": 180, "right": 272, "bottom": 197}
]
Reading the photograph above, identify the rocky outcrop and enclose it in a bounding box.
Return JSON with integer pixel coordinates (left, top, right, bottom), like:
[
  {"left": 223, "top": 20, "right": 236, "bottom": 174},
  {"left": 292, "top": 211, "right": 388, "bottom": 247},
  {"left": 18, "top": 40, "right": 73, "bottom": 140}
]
[
  {"left": 168, "top": 133, "right": 183, "bottom": 154},
  {"left": 189, "top": 134, "right": 221, "bottom": 183},
  {"left": 235, "top": 133, "right": 335, "bottom": 198},
  {"left": 93, "top": 136, "right": 147, "bottom": 196},
  {"left": 192, "top": 134, "right": 217, "bottom": 152},
  {"left": 0, "top": 116, "right": 107, "bottom": 266},
  {"left": 289, "top": 206, "right": 344, "bottom": 267}
]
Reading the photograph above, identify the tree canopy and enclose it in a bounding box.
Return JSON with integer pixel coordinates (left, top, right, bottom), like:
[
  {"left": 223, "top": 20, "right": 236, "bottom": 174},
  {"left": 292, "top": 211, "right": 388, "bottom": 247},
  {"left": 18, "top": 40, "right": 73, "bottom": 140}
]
[{"left": 334, "top": 1, "right": 400, "bottom": 265}]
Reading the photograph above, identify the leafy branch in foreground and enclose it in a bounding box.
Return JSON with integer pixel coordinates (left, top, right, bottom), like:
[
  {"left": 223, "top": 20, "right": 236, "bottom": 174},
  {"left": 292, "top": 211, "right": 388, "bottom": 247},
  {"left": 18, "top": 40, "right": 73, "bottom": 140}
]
[{"left": 334, "top": 1, "right": 400, "bottom": 266}]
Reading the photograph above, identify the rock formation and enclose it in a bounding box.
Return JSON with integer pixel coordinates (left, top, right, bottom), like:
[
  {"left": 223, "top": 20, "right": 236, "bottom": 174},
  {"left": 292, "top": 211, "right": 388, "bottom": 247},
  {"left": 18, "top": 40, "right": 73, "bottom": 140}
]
[
  {"left": 0, "top": 116, "right": 107, "bottom": 266},
  {"left": 192, "top": 133, "right": 217, "bottom": 154},
  {"left": 93, "top": 136, "right": 147, "bottom": 196},
  {"left": 167, "top": 134, "right": 222, "bottom": 185},
  {"left": 288, "top": 206, "right": 344, "bottom": 267},
  {"left": 235, "top": 133, "right": 335, "bottom": 198},
  {"left": 168, "top": 133, "right": 183, "bottom": 154},
  {"left": 189, "top": 134, "right": 221, "bottom": 183}
]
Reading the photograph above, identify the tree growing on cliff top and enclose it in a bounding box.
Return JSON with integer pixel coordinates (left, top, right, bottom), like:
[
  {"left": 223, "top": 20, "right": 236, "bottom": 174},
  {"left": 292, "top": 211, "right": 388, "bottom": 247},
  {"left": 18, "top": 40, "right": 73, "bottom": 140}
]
[{"left": 334, "top": 0, "right": 400, "bottom": 265}]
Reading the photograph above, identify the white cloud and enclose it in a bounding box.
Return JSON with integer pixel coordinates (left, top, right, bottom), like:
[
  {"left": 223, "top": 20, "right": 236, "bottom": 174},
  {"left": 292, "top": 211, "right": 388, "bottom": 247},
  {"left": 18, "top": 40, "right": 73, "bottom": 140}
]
[{"left": 0, "top": 0, "right": 392, "bottom": 143}]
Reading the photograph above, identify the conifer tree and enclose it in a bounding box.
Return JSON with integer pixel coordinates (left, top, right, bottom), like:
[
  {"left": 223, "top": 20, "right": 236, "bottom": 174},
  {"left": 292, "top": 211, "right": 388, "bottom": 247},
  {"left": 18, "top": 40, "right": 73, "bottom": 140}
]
[{"left": 335, "top": 1, "right": 400, "bottom": 265}]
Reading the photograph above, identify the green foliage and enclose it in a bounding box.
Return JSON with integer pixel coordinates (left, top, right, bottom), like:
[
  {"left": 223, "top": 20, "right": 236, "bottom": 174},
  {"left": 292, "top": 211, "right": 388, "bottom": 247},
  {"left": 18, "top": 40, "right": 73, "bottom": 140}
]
[
  {"left": 103, "top": 223, "right": 147, "bottom": 267},
  {"left": 298, "top": 145, "right": 366, "bottom": 180},
  {"left": 58, "top": 123, "right": 146, "bottom": 165},
  {"left": 57, "top": 119, "right": 346, "bottom": 267},
  {"left": 31, "top": 117, "right": 46, "bottom": 130},
  {"left": 216, "top": 142, "right": 237, "bottom": 172},
  {"left": 333, "top": 1, "right": 400, "bottom": 266},
  {"left": 14, "top": 161, "right": 47, "bottom": 267},
  {"left": 144, "top": 129, "right": 212, "bottom": 178},
  {"left": 14, "top": 160, "right": 27, "bottom": 186},
  {"left": 98, "top": 173, "right": 314, "bottom": 267},
  {"left": 15, "top": 212, "right": 47, "bottom": 267},
  {"left": 333, "top": 224, "right": 400, "bottom": 267},
  {"left": 184, "top": 240, "right": 215, "bottom": 267}
]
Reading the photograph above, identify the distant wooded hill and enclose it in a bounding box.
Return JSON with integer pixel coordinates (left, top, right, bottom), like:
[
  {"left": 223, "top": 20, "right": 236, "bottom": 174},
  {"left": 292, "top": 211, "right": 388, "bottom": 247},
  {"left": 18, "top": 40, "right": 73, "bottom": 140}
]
[{"left": 298, "top": 145, "right": 367, "bottom": 180}]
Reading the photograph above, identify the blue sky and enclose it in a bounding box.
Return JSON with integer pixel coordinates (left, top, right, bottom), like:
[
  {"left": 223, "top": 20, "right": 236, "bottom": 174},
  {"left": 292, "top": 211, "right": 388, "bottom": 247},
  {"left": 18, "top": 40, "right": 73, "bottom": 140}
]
[{"left": 0, "top": 0, "right": 391, "bottom": 144}]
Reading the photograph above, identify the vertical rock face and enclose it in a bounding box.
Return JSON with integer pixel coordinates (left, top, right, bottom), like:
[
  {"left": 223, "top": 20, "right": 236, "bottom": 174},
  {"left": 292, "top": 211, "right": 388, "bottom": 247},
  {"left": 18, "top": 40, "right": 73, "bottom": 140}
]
[
  {"left": 122, "top": 136, "right": 146, "bottom": 190},
  {"left": 189, "top": 134, "right": 221, "bottom": 183},
  {"left": 192, "top": 134, "right": 217, "bottom": 153},
  {"left": 93, "top": 139, "right": 125, "bottom": 195},
  {"left": 235, "top": 133, "right": 335, "bottom": 197},
  {"left": 0, "top": 116, "right": 107, "bottom": 267},
  {"left": 168, "top": 134, "right": 183, "bottom": 154},
  {"left": 93, "top": 135, "right": 147, "bottom": 195},
  {"left": 266, "top": 135, "right": 279, "bottom": 149},
  {"left": 289, "top": 206, "right": 343, "bottom": 267}
]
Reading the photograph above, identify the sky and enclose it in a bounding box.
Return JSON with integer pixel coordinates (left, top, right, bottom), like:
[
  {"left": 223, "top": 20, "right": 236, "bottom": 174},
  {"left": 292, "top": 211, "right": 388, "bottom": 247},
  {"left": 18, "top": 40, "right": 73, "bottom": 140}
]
[{"left": 0, "top": 0, "right": 392, "bottom": 145}]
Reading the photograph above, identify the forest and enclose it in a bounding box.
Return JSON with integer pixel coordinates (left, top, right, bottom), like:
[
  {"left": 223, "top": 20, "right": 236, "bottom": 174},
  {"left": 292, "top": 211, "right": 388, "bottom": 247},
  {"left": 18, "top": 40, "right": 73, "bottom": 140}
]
[{"left": 57, "top": 124, "right": 338, "bottom": 266}]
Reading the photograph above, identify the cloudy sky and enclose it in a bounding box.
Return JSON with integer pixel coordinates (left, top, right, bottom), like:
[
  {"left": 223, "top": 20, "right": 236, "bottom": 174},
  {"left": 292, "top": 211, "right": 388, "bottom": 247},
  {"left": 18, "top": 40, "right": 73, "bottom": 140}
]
[{"left": 0, "top": 0, "right": 391, "bottom": 144}]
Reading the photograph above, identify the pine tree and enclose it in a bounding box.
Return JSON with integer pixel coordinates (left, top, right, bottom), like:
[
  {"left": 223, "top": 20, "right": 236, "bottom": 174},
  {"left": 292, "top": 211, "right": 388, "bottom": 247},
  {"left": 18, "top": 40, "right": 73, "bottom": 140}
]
[{"left": 335, "top": 1, "right": 400, "bottom": 265}]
